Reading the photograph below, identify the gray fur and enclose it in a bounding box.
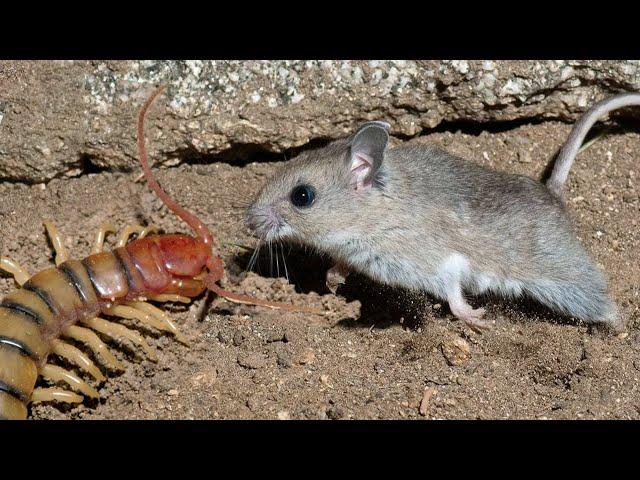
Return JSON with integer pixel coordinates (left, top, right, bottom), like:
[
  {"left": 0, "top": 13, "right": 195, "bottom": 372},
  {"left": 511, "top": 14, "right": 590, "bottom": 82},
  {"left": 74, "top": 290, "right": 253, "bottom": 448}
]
[{"left": 246, "top": 114, "right": 625, "bottom": 331}]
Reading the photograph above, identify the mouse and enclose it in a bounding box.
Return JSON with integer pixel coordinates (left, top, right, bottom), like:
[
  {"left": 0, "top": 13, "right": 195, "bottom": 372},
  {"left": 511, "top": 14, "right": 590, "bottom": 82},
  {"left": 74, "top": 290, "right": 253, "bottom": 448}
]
[{"left": 245, "top": 92, "right": 640, "bottom": 333}]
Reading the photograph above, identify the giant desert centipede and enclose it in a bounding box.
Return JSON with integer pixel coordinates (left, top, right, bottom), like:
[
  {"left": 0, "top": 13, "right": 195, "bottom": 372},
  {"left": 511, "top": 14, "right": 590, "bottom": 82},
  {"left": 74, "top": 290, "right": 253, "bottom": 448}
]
[{"left": 0, "top": 86, "right": 317, "bottom": 420}]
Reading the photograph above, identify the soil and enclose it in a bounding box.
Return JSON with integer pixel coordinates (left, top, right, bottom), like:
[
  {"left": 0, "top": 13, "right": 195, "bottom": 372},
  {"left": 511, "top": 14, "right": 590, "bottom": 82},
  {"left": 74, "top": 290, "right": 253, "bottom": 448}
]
[{"left": 1, "top": 120, "right": 639, "bottom": 420}]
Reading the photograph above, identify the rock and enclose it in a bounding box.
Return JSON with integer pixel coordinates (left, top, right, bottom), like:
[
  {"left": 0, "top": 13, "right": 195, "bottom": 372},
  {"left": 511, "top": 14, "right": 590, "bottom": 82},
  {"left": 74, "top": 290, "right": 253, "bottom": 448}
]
[
  {"left": 216, "top": 329, "right": 233, "bottom": 345},
  {"left": 327, "top": 406, "right": 346, "bottom": 420},
  {"left": 319, "top": 374, "right": 332, "bottom": 387},
  {"left": 3, "top": 60, "right": 640, "bottom": 182},
  {"left": 189, "top": 370, "right": 218, "bottom": 388},
  {"left": 233, "top": 330, "right": 245, "bottom": 347},
  {"left": 266, "top": 331, "right": 286, "bottom": 343},
  {"left": 298, "top": 349, "right": 316, "bottom": 365},
  {"left": 277, "top": 411, "right": 291, "bottom": 420},
  {"left": 237, "top": 352, "right": 267, "bottom": 369},
  {"left": 277, "top": 352, "right": 293, "bottom": 368},
  {"left": 246, "top": 395, "right": 262, "bottom": 412},
  {"left": 517, "top": 150, "right": 532, "bottom": 164},
  {"left": 419, "top": 387, "right": 436, "bottom": 416},
  {"left": 441, "top": 336, "right": 471, "bottom": 366}
]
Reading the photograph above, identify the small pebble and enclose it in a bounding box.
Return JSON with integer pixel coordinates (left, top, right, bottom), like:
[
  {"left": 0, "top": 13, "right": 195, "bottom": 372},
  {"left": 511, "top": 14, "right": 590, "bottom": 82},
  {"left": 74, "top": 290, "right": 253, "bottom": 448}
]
[
  {"left": 298, "top": 349, "right": 316, "bottom": 365},
  {"left": 277, "top": 411, "right": 291, "bottom": 420},
  {"left": 419, "top": 387, "right": 436, "bottom": 416},
  {"left": 190, "top": 370, "right": 218, "bottom": 388},
  {"left": 233, "top": 331, "right": 245, "bottom": 346},
  {"left": 217, "top": 330, "right": 232, "bottom": 345},
  {"left": 266, "top": 331, "right": 286, "bottom": 343},
  {"left": 238, "top": 352, "right": 267, "bottom": 369},
  {"left": 320, "top": 374, "right": 333, "bottom": 388},
  {"left": 277, "top": 352, "right": 293, "bottom": 368},
  {"left": 518, "top": 150, "right": 532, "bottom": 163},
  {"left": 327, "top": 406, "right": 345, "bottom": 420},
  {"left": 441, "top": 336, "right": 471, "bottom": 366},
  {"left": 167, "top": 389, "right": 179, "bottom": 396}
]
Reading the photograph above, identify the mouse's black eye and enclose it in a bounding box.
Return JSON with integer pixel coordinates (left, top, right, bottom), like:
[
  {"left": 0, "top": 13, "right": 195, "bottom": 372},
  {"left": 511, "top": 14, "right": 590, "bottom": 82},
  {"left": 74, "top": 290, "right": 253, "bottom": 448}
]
[{"left": 290, "top": 184, "right": 316, "bottom": 208}]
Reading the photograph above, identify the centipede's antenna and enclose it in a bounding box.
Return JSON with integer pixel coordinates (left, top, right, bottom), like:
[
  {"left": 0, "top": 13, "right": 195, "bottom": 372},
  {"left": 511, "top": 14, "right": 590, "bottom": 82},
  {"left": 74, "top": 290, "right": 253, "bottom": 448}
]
[{"left": 137, "top": 85, "right": 214, "bottom": 246}]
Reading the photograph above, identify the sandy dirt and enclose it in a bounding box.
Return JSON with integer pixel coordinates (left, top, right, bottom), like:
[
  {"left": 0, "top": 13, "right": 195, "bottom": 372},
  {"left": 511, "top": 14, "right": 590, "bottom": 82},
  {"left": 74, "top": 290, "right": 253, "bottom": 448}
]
[{"left": 1, "top": 120, "right": 639, "bottom": 419}]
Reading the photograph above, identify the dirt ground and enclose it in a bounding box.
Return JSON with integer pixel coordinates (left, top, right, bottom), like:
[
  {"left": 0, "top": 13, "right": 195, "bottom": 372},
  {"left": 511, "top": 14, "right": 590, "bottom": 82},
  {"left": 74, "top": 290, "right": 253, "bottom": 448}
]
[{"left": 1, "top": 119, "right": 639, "bottom": 420}]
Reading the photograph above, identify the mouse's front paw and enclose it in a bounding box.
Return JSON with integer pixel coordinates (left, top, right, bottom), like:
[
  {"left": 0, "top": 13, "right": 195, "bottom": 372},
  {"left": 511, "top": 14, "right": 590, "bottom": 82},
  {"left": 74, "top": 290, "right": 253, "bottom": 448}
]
[{"left": 326, "top": 263, "right": 350, "bottom": 294}]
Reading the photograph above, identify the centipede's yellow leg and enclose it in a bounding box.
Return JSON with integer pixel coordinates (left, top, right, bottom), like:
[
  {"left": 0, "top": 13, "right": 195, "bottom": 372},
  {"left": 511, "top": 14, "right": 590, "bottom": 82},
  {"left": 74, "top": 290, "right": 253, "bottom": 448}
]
[
  {"left": 147, "top": 294, "right": 191, "bottom": 303},
  {"left": 104, "top": 304, "right": 187, "bottom": 344},
  {"left": 123, "top": 301, "right": 189, "bottom": 345},
  {"left": 51, "top": 339, "right": 106, "bottom": 382},
  {"left": 91, "top": 222, "right": 117, "bottom": 254},
  {"left": 103, "top": 304, "right": 166, "bottom": 331},
  {"left": 0, "top": 257, "right": 30, "bottom": 286},
  {"left": 31, "top": 387, "right": 83, "bottom": 404},
  {"left": 63, "top": 325, "right": 124, "bottom": 371},
  {"left": 40, "top": 364, "right": 100, "bottom": 398},
  {"left": 115, "top": 224, "right": 159, "bottom": 248},
  {"left": 81, "top": 316, "right": 158, "bottom": 362},
  {"left": 43, "top": 221, "right": 69, "bottom": 266}
]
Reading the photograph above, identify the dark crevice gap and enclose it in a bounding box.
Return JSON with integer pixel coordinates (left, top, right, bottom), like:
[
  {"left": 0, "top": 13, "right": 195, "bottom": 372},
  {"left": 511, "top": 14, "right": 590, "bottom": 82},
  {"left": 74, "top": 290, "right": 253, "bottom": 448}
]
[
  {"left": 404, "top": 116, "right": 550, "bottom": 138},
  {"left": 161, "top": 136, "right": 334, "bottom": 168},
  {"left": 76, "top": 153, "right": 105, "bottom": 176},
  {"left": 397, "top": 114, "right": 640, "bottom": 140}
]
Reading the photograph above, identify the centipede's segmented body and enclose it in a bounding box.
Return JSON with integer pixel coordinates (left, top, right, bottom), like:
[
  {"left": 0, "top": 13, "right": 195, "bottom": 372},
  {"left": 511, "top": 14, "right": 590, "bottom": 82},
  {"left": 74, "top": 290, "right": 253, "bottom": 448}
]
[
  {"left": 0, "top": 230, "right": 209, "bottom": 419},
  {"left": 0, "top": 85, "right": 319, "bottom": 420}
]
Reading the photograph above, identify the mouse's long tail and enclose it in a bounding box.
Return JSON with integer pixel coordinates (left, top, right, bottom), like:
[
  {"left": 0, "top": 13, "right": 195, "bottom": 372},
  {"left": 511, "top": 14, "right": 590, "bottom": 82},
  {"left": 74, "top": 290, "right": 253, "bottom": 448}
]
[{"left": 546, "top": 92, "right": 640, "bottom": 198}]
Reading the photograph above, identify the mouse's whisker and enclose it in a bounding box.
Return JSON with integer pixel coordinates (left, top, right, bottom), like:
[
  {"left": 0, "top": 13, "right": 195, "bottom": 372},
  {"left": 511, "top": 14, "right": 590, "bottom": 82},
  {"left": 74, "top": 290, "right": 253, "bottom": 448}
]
[
  {"left": 280, "top": 243, "right": 290, "bottom": 283},
  {"left": 267, "top": 240, "right": 273, "bottom": 278},
  {"left": 247, "top": 237, "right": 263, "bottom": 273},
  {"left": 247, "top": 245, "right": 258, "bottom": 273}
]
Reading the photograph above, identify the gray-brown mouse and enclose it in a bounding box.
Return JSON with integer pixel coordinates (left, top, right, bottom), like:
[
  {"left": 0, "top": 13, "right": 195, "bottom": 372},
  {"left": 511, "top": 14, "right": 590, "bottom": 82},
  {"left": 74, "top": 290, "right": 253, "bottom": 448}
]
[{"left": 246, "top": 92, "right": 640, "bottom": 332}]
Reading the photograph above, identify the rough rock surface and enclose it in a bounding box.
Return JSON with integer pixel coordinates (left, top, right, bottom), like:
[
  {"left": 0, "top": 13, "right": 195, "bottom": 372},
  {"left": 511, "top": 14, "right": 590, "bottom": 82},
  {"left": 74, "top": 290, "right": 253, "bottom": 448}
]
[{"left": 1, "top": 60, "right": 640, "bottom": 182}]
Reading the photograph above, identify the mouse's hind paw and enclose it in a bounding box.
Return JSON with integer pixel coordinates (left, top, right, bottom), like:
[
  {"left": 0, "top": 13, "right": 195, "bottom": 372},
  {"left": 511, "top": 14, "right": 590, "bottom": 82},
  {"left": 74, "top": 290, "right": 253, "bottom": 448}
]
[
  {"left": 461, "top": 307, "right": 495, "bottom": 333},
  {"left": 449, "top": 300, "right": 494, "bottom": 333}
]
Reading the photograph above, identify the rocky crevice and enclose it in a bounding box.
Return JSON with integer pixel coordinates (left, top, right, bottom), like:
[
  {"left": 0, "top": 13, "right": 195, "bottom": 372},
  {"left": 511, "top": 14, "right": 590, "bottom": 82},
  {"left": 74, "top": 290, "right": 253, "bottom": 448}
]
[{"left": 1, "top": 60, "right": 640, "bottom": 183}]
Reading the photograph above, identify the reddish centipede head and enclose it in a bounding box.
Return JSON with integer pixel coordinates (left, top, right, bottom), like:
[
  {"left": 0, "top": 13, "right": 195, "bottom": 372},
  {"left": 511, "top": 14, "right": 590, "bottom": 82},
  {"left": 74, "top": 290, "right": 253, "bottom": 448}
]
[
  {"left": 154, "top": 234, "right": 211, "bottom": 297},
  {"left": 155, "top": 235, "right": 210, "bottom": 277}
]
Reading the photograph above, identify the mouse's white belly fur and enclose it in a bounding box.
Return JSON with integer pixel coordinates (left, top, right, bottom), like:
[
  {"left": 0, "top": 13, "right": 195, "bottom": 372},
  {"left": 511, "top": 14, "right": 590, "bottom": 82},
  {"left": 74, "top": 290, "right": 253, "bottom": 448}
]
[
  {"left": 321, "top": 232, "right": 524, "bottom": 300},
  {"left": 388, "top": 253, "right": 525, "bottom": 300}
]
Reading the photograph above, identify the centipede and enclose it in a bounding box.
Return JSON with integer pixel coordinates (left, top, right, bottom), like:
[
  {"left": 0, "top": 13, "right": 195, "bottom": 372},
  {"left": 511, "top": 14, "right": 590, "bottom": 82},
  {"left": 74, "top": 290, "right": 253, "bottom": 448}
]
[{"left": 0, "top": 85, "right": 318, "bottom": 420}]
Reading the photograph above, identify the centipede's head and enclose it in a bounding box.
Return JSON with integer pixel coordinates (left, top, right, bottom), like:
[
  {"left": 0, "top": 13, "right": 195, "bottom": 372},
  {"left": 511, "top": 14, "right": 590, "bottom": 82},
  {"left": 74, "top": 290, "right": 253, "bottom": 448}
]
[{"left": 153, "top": 234, "right": 211, "bottom": 297}]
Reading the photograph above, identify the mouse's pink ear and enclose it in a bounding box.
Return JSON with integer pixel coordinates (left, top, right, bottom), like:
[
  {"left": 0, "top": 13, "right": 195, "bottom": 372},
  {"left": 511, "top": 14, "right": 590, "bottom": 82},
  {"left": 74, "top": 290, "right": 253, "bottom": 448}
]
[{"left": 348, "top": 121, "right": 390, "bottom": 191}]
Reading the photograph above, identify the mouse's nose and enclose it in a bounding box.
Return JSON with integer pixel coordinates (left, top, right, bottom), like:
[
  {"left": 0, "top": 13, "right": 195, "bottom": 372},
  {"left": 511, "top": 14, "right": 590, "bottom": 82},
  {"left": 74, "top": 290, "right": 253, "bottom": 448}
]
[
  {"left": 245, "top": 204, "right": 281, "bottom": 237},
  {"left": 245, "top": 204, "right": 262, "bottom": 231}
]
